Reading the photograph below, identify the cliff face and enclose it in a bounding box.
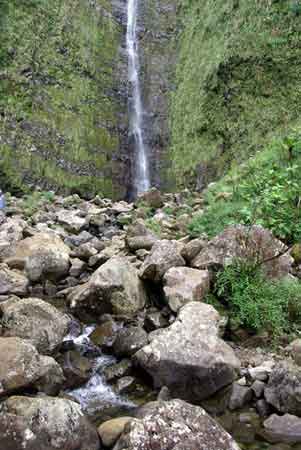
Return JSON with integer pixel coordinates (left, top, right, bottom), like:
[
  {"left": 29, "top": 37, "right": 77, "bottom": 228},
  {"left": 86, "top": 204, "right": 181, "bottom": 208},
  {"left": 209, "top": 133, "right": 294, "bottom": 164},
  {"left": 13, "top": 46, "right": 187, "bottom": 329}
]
[
  {"left": 170, "top": 0, "right": 301, "bottom": 190},
  {"left": 0, "top": 0, "right": 126, "bottom": 197}
]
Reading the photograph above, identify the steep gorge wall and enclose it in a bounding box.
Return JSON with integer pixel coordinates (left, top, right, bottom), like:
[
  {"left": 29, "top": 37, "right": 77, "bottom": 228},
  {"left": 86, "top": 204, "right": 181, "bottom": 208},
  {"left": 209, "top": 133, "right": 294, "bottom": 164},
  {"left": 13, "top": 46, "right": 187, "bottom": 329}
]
[
  {"left": 170, "top": 0, "right": 301, "bottom": 190},
  {"left": 0, "top": 0, "right": 128, "bottom": 198}
]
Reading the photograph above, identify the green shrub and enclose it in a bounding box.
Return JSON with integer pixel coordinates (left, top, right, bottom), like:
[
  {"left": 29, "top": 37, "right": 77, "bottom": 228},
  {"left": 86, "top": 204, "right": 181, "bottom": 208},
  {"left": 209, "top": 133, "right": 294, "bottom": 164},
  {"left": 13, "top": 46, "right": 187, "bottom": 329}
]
[
  {"left": 212, "top": 260, "right": 301, "bottom": 338},
  {"left": 189, "top": 130, "right": 301, "bottom": 242},
  {"left": 22, "top": 190, "right": 55, "bottom": 216}
]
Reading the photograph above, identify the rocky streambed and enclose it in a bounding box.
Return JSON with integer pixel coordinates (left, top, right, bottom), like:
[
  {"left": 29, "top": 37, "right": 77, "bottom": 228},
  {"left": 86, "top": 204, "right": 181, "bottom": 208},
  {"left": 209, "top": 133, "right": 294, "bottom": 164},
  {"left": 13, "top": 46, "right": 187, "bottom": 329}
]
[{"left": 0, "top": 188, "right": 301, "bottom": 449}]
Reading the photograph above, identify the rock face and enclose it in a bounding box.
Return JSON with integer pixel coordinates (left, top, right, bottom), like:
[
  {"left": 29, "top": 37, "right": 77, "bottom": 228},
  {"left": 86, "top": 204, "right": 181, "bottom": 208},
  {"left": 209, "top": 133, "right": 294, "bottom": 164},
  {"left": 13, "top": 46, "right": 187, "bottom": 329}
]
[
  {"left": 139, "top": 240, "right": 185, "bottom": 282},
  {"left": 8, "top": 232, "right": 70, "bottom": 281},
  {"left": 69, "top": 257, "right": 147, "bottom": 315},
  {"left": 126, "top": 220, "right": 158, "bottom": 251},
  {"left": 163, "top": 267, "right": 210, "bottom": 312},
  {"left": 0, "top": 264, "right": 29, "bottom": 295},
  {"left": 0, "top": 297, "right": 71, "bottom": 354},
  {"left": 0, "top": 337, "right": 63, "bottom": 395},
  {"left": 263, "top": 414, "right": 301, "bottom": 444},
  {"left": 192, "top": 225, "right": 293, "bottom": 279},
  {"left": 264, "top": 364, "right": 301, "bottom": 415},
  {"left": 114, "top": 399, "right": 241, "bottom": 450},
  {"left": 135, "top": 302, "right": 240, "bottom": 402},
  {"left": 0, "top": 396, "right": 100, "bottom": 450}
]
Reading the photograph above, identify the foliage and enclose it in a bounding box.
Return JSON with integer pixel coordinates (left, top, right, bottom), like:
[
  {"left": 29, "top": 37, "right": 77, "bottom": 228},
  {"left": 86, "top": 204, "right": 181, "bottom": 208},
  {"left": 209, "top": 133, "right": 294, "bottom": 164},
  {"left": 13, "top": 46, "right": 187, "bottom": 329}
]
[
  {"left": 170, "top": 0, "right": 301, "bottom": 188},
  {"left": 22, "top": 190, "right": 55, "bottom": 216},
  {"left": 189, "top": 130, "right": 301, "bottom": 242},
  {"left": 145, "top": 218, "right": 162, "bottom": 236},
  {"left": 212, "top": 260, "right": 301, "bottom": 338}
]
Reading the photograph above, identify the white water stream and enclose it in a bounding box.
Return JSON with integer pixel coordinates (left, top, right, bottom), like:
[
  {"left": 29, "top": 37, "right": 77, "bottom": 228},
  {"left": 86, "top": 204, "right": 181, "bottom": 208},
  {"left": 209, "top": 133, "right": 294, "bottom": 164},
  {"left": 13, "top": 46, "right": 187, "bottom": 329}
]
[{"left": 127, "top": 0, "right": 150, "bottom": 194}]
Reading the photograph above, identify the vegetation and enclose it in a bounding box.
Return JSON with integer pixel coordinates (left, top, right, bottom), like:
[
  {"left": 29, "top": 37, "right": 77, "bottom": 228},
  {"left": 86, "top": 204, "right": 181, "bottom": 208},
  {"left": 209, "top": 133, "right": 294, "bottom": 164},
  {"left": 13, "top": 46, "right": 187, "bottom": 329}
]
[
  {"left": 209, "top": 259, "right": 301, "bottom": 339},
  {"left": 0, "top": 0, "right": 122, "bottom": 197},
  {"left": 189, "top": 129, "right": 301, "bottom": 243},
  {"left": 171, "top": 0, "right": 301, "bottom": 188},
  {"left": 21, "top": 190, "right": 55, "bottom": 216}
]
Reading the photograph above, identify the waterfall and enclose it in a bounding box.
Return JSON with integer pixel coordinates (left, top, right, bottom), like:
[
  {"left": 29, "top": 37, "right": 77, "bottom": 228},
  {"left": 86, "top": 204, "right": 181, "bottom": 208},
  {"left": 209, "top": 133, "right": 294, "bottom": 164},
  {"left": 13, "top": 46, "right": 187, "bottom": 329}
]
[{"left": 126, "top": 0, "right": 150, "bottom": 194}]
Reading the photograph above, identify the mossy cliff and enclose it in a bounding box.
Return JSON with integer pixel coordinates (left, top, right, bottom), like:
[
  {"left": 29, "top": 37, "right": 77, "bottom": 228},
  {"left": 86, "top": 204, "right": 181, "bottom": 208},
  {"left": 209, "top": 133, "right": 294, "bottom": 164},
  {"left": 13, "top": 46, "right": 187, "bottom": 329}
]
[
  {"left": 0, "top": 0, "right": 125, "bottom": 197},
  {"left": 170, "top": 0, "right": 301, "bottom": 189}
]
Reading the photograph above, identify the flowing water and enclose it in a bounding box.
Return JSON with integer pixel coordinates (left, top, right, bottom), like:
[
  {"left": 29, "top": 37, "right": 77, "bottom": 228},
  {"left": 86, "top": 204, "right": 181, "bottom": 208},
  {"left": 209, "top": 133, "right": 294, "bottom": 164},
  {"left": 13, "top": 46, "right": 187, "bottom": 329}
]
[
  {"left": 65, "top": 325, "right": 135, "bottom": 421},
  {"left": 126, "top": 0, "right": 150, "bottom": 194}
]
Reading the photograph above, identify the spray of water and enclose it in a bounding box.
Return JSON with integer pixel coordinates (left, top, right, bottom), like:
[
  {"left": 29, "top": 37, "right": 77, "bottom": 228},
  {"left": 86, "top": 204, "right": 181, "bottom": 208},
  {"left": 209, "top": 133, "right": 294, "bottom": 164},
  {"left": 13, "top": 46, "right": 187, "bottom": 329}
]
[{"left": 126, "top": 0, "right": 150, "bottom": 194}]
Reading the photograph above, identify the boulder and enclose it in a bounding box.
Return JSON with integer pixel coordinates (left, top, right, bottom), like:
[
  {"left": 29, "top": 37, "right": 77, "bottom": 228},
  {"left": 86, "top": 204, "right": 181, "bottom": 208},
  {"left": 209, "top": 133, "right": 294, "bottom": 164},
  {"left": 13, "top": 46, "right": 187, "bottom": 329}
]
[
  {"left": 7, "top": 232, "right": 70, "bottom": 281},
  {"left": 34, "top": 355, "right": 65, "bottom": 395},
  {"left": 98, "top": 417, "right": 133, "bottom": 448},
  {"left": 126, "top": 220, "right": 158, "bottom": 251},
  {"left": 0, "top": 337, "right": 63, "bottom": 395},
  {"left": 0, "top": 217, "right": 26, "bottom": 261},
  {"left": 181, "top": 238, "right": 207, "bottom": 263},
  {"left": 229, "top": 383, "right": 253, "bottom": 410},
  {"left": 264, "top": 363, "right": 301, "bottom": 415},
  {"left": 69, "top": 257, "right": 147, "bottom": 315},
  {"left": 286, "top": 339, "right": 301, "bottom": 366},
  {"left": 192, "top": 225, "right": 293, "bottom": 279},
  {"left": 56, "top": 209, "right": 87, "bottom": 233},
  {"left": 139, "top": 240, "right": 185, "bottom": 282},
  {"left": 263, "top": 414, "right": 301, "bottom": 444},
  {"left": 163, "top": 267, "right": 210, "bottom": 312},
  {"left": 57, "top": 350, "right": 92, "bottom": 389},
  {"left": 113, "top": 327, "right": 148, "bottom": 357},
  {"left": 135, "top": 302, "right": 240, "bottom": 402},
  {"left": 0, "top": 264, "right": 28, "bottom": 296},
  {"left": 0, "top": 396, "right": 100, "bottom": 450},
  {"left": 0, "top": 297, "right": 71, "bottom": 354},
  {"left": 136, "top": 188, "right": 163, "bottom": 209},
  {"left": 113, "top": 399, "right": 240, "bottom": 450}
]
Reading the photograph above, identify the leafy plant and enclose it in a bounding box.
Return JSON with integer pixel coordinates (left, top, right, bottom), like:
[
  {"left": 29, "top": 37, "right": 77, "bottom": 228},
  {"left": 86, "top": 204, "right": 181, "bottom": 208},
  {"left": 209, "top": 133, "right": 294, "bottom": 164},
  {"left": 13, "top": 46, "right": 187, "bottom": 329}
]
[{"left": 212, "top": 260, "right": 301, "bottom": 338}]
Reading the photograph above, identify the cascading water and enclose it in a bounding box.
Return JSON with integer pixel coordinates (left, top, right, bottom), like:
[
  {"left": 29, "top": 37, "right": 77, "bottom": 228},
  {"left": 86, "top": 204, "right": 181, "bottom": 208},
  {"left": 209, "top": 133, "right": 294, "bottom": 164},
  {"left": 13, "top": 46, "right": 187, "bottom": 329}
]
[{"left": 127, "top": 0, "right": 150, "bottom": 194}]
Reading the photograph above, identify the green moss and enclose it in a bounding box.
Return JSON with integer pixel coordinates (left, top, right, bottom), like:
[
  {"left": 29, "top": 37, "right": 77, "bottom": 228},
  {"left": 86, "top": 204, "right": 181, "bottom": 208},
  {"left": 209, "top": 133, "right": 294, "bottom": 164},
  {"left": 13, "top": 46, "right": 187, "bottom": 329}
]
[
  {"left": 0, "top": 0, "right": 122, "bottom": 197},
  {"left": 170, "top": 0, "right": 301, "bottom": 188}
]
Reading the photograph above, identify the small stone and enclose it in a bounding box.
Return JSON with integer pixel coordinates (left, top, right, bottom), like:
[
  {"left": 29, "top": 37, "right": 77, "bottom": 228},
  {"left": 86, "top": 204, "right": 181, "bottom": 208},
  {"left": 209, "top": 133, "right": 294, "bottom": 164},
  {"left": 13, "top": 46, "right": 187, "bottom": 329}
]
[
  {"left": 116, "top": 376, "right": 136, "bottom": 394},
  {"left": 98, "top": 417, "right": 133, "bottom": 448},
  {"left": 229, "top": 383, "right": 253, "bottom": 411}
]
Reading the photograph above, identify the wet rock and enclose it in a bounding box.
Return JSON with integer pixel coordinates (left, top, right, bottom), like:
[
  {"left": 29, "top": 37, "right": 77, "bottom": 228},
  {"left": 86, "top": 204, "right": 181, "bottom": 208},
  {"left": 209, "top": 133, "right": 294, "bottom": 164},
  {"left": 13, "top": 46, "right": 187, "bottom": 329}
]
[
  {"left": 69, "top": 257, "right": 147, "bottom": 316},
  {"left": 57, "top": 209, "right": 87, "bottom": 233},
  {"left": 114, "top": 399, "right": 240, "bottom": 450},
  {"left": 163, "top": 267, "right": 210, "bottom": 312},
  {"left": 115, "top": 376, "right": 136, "bottom": 394},
  {"left": 126, "top": 219, "right": 158, "bottom": 251},
  {"left": 0, "top": 263, "right": 28, "bottom": 295},
  {"left": 139, "top": 240, "right": 185, "bottom": 282},
  {"left": 58, "top": 350, "right": 92, "bottom": 389},
  {"left": 0, "top": 396, "right": 100, "bottom": 450},
  {"left": 7, "top": 232, "right": 70, "bottom": 281},
  {"left": 264, "top": 363, "right": 301, "bottom": 415},
  {"left": 98, "top": 417, "right": 133, "bottom": 448},
  {"left": 113, "top": 326, "right": 148, "bottom": 357},
  {"left": 229, "top": 383, "right": 253, "bottom": 410},
  {"left": 103, "top": 359, "right": 132, "bottom": 382},
  {"left": 144, "top": 309, "right": 168, "bottom": 332},
  {"left": 135, "top": 302, "right": 240, "bottom": 402},
  {"left": 0, "top": 297, "right": 71, "bottom": 354},
  {"left": 0, "top": 337, "right": 62, "bottom": 395},
  {"left": 264, "top": 414, "right": 301, "bottom": 444},
  {"left": 192, "top": 225, "right": 293, "bottom": 279},
  {"left": 90, "top": 321, "right": 117, "bottom": 348}
]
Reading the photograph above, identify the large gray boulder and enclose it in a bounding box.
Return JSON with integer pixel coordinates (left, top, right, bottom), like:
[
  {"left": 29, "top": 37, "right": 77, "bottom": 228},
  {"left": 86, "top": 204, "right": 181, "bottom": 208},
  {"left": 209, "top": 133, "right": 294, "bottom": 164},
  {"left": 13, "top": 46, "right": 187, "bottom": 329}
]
[
  {"left": 56, "top": 209, "right": 87, "bottom": 233},
  {"left": 0, "top": 337, "right": 63, "bottom": 395},
  {"left": 135, "top": 302, "right": 240, "bottom": 402},
  {"left": 192, "top": 225, "right": 293, "bottom": 279},
  {"left": 163, "top": 267, "right": 210, "bottom": 312},
  {"left": 113, "top": 399, "right": 240, "bottom": 450},
  {"left": 0, "top": 264, "right": 29, "bottom": 296},
  {"left": 264, "top": 363, "right": 301, "bottom": 415},
  {"left": 0, "top": 297, "right": 71, "bottom": 354},
  {"left": 139, "top": 240, "right": 185, "bottom": 282},
  {"left": 263, "top": 414, "right": 301, "bottom": 444},
  {"left": 6, "top": 232, "right": 70, "bottom": 281},
  {"left": 0, "top": 396, "right": 100, "bottom": 450},
  {"left": 126, "top": 219, "right": 158, "bottom": 251},
  {"left": 69, "top": 257, "right": 147, "bottom": 315}
]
